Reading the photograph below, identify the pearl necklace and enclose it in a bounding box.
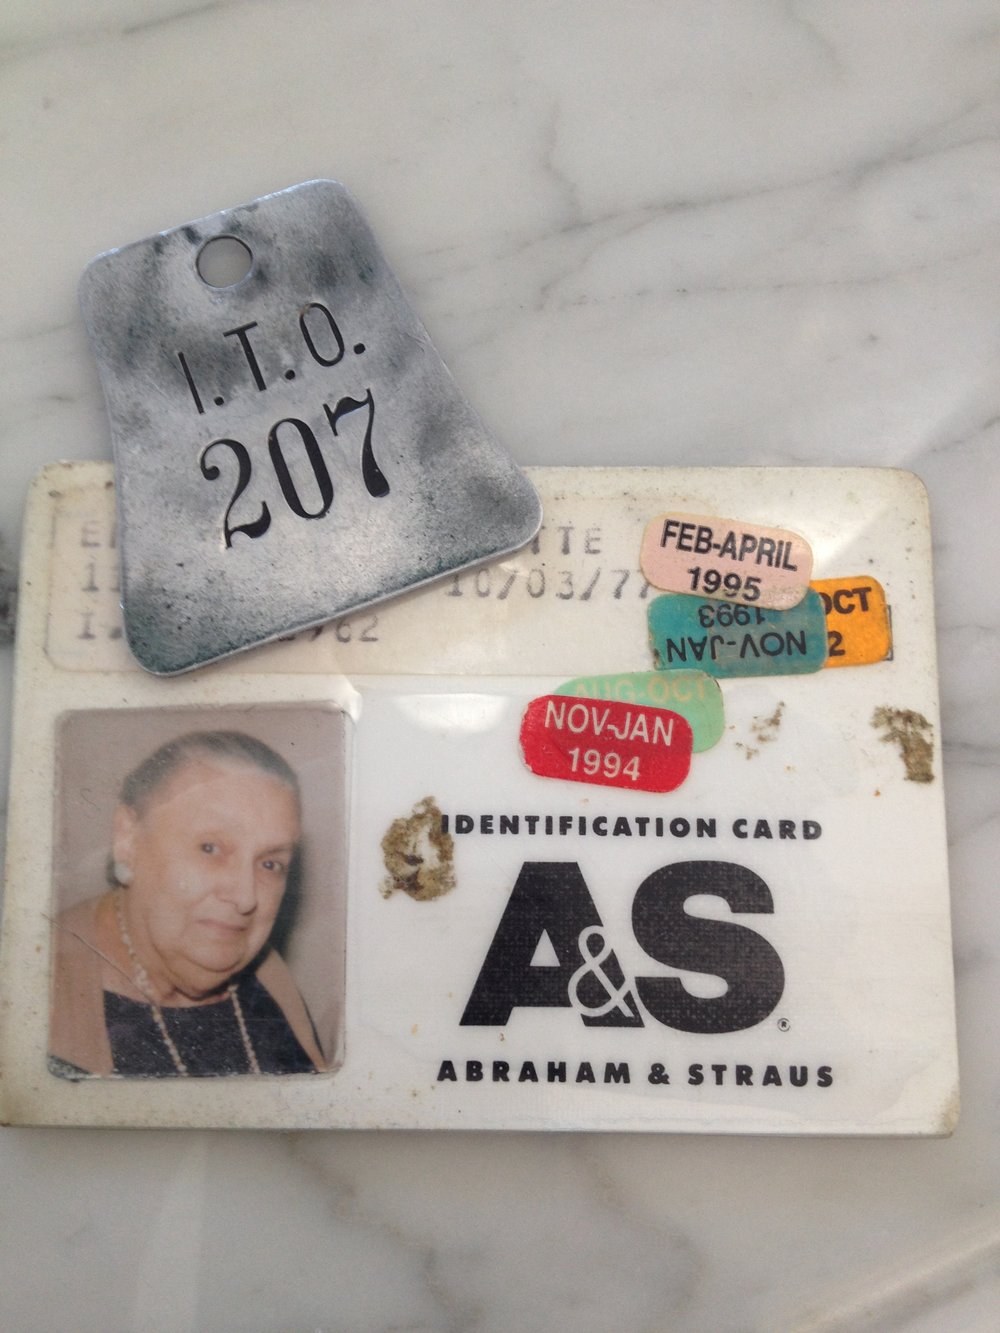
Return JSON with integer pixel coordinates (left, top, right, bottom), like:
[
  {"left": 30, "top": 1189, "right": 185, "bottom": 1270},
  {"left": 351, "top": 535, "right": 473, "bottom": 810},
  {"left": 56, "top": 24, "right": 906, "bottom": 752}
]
[{"left": 112, "top": 889, "right": 261, "bottom": 1076}]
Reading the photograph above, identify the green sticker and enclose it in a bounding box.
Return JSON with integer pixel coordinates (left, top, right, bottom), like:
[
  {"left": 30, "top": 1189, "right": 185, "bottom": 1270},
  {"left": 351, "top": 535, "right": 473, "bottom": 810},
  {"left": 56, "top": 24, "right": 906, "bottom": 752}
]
[
  {"left": 648, "top": 592, "right": 828, "bottom": 678},
  {"left": 555, "top": 670, "right": 725, "bottom": 752}
]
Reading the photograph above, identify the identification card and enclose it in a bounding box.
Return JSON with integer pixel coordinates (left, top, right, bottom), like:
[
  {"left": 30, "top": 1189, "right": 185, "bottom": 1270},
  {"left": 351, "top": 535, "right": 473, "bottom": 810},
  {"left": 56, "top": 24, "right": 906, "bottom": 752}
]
[{"left": 0, "top": 464, "right": 957, "bottom": 1133}]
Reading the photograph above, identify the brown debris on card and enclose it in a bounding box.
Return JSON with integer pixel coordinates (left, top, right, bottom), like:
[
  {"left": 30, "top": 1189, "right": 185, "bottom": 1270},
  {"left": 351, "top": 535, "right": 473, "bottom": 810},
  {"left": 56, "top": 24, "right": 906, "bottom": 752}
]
[
  {"left": 753, "top": 701, "right": 784, "bottom": 745},
  {"left": 871, "top": 707, "right": 935, "bottom": 783},
  {"left": 737, "top": 701, "right": 785, "bottom": 760},
  {"left": 380, "top": 796, "right": 456, "bottom": 900}
]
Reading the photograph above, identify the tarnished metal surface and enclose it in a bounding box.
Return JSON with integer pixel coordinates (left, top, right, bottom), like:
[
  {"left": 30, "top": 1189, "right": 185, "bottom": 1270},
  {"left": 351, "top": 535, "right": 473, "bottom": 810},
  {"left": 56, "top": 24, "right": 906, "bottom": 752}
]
[{"left": 79, "top": 180, "right": 542, "bottom": 674}]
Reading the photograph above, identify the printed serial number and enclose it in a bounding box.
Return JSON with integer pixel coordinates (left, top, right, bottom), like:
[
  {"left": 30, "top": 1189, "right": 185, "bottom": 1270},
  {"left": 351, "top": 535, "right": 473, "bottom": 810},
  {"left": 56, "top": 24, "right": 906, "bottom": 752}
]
[{"left": 276, "top": 614, "right": 379, "bottom": 645}]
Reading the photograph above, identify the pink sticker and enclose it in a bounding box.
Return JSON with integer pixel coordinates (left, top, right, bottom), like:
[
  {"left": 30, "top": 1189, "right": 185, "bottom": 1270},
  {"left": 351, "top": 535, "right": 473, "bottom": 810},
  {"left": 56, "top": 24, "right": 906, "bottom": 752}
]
[{"left": 640, "top": 512, "right": 813, "bottom": 610}]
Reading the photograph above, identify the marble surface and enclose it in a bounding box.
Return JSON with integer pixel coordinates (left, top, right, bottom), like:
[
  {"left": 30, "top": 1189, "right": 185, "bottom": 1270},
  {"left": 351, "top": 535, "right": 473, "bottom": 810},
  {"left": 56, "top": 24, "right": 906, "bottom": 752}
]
[{"left": 1, "top": 1, "right": 998, "bottom": 1328}]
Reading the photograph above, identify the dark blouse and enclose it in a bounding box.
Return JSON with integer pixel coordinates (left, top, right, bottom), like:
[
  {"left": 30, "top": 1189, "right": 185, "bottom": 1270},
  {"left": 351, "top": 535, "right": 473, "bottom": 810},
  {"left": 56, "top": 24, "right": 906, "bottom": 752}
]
[{"left": 103, "top": 972, "right": 317, "bottom": 1077}]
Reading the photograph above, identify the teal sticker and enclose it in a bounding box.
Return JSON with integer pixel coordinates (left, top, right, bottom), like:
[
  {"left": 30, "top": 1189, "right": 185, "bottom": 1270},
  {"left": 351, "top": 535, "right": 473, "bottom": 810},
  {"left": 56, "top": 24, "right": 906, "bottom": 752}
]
[
  {"left": 555, "top": 670, "right": 725, "bottom": 752},
  {"left": 648, "top": 592, "right": 828, "bottom": 678}
]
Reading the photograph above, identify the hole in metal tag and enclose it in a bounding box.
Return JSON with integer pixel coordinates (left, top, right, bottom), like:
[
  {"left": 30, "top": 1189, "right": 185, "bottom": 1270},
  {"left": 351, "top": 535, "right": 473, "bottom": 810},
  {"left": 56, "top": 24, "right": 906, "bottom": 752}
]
[
  {"left": 196, "top": 235, "right": 254, "bottom": 288},
  {"left": 80, "top": 180, "right": 542, "bottom": 674}
]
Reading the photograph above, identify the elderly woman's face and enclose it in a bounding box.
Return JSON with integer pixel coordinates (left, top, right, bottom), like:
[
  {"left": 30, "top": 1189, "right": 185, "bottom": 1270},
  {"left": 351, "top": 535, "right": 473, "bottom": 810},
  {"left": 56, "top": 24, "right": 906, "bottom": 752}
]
[{"left": 114, "top": 757, "right": 301, "bottom": 1001}]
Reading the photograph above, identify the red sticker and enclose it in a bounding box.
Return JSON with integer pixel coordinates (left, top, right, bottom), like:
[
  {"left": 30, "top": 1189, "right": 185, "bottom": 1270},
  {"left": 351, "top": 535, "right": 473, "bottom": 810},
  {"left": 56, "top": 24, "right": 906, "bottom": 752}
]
[{"left": 520, "top": 695, "right": 693, "bottom": 793}]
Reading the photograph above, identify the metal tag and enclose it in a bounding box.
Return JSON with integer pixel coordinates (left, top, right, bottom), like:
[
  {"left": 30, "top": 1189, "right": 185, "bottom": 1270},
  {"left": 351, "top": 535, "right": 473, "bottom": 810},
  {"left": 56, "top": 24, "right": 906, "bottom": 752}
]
[{"left": 79, "top": 180, "right": 541, "bottom": 674}]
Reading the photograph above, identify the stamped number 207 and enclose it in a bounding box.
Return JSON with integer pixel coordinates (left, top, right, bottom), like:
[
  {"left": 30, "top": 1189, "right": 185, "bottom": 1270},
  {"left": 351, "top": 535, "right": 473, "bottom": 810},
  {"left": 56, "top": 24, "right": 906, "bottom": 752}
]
[{"left": 201, "top": 390, "right": 388, "bottom": 548}]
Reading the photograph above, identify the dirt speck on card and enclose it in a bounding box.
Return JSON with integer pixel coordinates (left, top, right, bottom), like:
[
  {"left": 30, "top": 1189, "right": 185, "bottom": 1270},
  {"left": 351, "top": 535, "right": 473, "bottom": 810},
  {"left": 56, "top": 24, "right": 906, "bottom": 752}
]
[
  {"left": 381, "top": 796, "right": 456, "bottom": 900},
  {"left": 737, "top": 701, "right": 785, "bottom": 760},
  {"left": 872, "top": 706, "right": 934, "bottom": 783}
]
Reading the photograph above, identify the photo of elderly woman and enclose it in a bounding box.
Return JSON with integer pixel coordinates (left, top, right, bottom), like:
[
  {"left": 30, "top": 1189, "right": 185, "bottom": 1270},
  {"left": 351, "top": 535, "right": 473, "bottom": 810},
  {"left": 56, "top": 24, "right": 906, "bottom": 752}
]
[{"left": 49, "top": 709, "right": 346, "bottom": 1079}]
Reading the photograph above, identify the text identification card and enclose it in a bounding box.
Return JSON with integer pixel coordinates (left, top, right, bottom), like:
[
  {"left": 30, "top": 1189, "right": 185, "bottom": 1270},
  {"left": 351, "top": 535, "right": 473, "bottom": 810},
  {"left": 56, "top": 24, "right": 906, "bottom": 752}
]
[{"left": 0, "top": 464, "right": 957, "bottom": 1134}]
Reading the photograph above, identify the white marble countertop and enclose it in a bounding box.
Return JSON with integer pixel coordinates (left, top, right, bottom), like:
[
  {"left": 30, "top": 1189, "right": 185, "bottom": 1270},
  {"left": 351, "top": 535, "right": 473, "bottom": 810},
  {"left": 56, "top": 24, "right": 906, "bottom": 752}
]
[{"left": 2, "top": 2, "right": 998, "bottom": 1329}]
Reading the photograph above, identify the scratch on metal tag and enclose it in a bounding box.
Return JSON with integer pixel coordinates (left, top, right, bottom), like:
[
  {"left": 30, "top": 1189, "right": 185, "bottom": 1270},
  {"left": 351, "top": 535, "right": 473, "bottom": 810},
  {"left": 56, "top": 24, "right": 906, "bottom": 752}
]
[{"left": 79, "top": 180, "right": 541, "bottom": 674}]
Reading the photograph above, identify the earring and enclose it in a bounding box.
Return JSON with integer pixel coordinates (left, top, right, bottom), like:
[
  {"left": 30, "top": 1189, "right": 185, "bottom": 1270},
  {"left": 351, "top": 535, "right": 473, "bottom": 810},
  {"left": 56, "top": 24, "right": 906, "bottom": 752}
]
[{"left": 113, "top": 861, "right": 133, "bottom": 886}]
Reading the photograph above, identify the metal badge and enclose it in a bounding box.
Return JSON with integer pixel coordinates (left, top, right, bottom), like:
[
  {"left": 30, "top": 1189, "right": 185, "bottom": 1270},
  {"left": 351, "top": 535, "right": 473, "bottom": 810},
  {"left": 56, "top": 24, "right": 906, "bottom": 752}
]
[{"left": 79, "top": 180, "right": 541, "bottom": 674}]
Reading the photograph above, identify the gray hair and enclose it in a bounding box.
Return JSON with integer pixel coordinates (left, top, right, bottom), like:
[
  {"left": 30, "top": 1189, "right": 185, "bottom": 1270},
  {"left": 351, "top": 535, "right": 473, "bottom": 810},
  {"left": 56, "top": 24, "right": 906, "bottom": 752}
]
[{"left": 120, "top": 730, "right": 300, "bottom": 814}]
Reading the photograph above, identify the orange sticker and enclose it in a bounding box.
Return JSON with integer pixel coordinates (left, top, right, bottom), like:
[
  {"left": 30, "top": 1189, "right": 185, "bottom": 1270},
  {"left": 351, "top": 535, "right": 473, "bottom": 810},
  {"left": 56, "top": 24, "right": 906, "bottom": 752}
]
[{"left": 811, "top": 577, "right": 891, "bottom": 667}]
